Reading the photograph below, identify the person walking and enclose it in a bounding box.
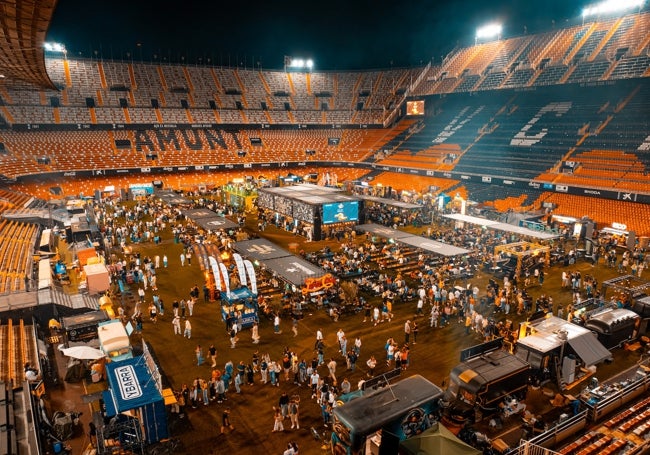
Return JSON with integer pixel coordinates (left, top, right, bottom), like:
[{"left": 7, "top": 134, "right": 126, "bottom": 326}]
[
  {"left": 274, "top": 314, "right": 282, "bottom": 334},
  {"left": 292, "top": 317, "right": 299, "bottom": 337},
  {"left": 220, "top": 408, "right": 235, "bottom": 434},
  {"left": 184, "top": 319, "right": 192, "bottom": 338},
  {"left": 327, "top": 357, "right": 337, "bottom": 385},
  {"left": 163, "top": 255, "right": 168, "bottom": 268},
  {"left": 209, "top": 344, "right": 217, "bottom": 368},
  {"left": 180, "top": 252, "right": 186, "bottom": 266},
  {"left": 172, "top": 315, "right": 181, "bottom": 335}
]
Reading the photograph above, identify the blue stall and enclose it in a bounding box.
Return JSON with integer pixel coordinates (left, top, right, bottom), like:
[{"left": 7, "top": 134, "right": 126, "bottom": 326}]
[
  {"left": 102, "top": 355, "right": 168, "bottom": 444},
  {"left": 220, "top": 286, "right": 259, "bottom": 330}
]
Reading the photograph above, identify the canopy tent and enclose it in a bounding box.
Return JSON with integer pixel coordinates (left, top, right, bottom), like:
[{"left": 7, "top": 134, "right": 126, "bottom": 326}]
[
  {"left": 154, "top": 189, "right": 191, "bottom": 205},
  {"left": 399, "top": 423, "right": 481, "bottom": 455},
  {"left": 443, "top": 213, "right": 559, "bottom": 240},
  {"left": 234, "top": 238, "right": 327, "bottom": 288},
  {"left": 357, "top": 195, "right": 422, "bottom": 210},
  {"left": 59, "top": 345, "right": 105, "bottom": 360},
  {"left": 356, "top": 223, "right": 470, "bottom": 257}
]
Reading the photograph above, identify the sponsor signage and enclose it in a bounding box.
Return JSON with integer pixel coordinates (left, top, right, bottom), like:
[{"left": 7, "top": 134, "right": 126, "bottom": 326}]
[{"left": 114, "top": 365, "right": 142, "bottom": 400}]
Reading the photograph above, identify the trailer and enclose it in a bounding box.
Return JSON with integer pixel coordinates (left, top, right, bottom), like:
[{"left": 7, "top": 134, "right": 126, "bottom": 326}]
[{"left": 98, "top": 319, "right": 133, "bottom": 362}]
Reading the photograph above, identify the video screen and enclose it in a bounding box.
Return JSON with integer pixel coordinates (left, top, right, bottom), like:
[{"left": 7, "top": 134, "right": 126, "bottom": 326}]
[
  {"left": 406, "top": 100, "right": 424, "bottom": 116},
  {"left": 323, "top": 201, "right": 359, "bottom": 224}
]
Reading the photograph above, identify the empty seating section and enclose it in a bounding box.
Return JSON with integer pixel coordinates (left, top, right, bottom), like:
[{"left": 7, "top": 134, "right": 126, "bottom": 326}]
[
  {"left": 371, "top": 172, "right": 460, "bottom": 194},
  {"left": 610, "top": 55, "right": 650, "bottom": 79},
  {"left": 0, "top": 192, "right": 38, "bottom": 294},
  {"left": 567, "top": 60, "right": 611, "bottom": 83},
  {"left": 460, "top": 183, "right": 542, "bottom": 211},
  {"left": 0, "top": 320, "right": 39, "bottom": 386},
  {"left": 534, "top": 192, "right": 650, "bottom": 236}
]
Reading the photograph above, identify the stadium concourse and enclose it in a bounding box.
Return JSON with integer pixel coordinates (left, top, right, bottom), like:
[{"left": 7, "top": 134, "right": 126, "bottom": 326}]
[{"left": 36, "top": 199, "right": 648, "bottom": 455}]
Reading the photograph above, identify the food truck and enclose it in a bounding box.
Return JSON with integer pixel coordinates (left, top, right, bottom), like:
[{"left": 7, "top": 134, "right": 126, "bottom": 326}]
[
  {"left": 331, "top": 375, "right": 443, "bottom": 455},
  {"left": 445, "top": 347, "right": 530, "bottom": 423},
  {"left": 515, "top": 315, "right": 612, "bottom": 388},
  {"left": 98, "top": 319, "right": 133, "bottom": 362},
  {"left": 62, "top": 310, "right": 110, "bottom": 343}
]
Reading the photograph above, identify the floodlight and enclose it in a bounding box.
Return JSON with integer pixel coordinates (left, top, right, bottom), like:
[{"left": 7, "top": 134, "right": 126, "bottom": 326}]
[
  {"left": 582, "top": 0, "right": 644, "bottom": 18},
  {"left": 476, "top": 23, "right": 502, "bottom": 40},
  {"left": 306, "top": 59, "right": 314, "bottom": 68},
  {"left": 44, "top": 42, "right": 66, "bottom": 53}
]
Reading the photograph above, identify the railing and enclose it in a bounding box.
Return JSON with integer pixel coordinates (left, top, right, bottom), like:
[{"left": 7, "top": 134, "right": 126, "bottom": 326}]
[
  {"left": 581, "top": 368, "right": 650, "bottom": 422},
  {"left": 525, "top": 410, "right": 589, "bottom": 450},
  {"left": 515, "top": 440, "right": 562, "bottom": 455}
]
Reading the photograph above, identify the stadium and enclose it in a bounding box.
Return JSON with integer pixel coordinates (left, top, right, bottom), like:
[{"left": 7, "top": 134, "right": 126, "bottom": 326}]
[{"left": 0, "top": 0, "right": 649, "bottom": 454}]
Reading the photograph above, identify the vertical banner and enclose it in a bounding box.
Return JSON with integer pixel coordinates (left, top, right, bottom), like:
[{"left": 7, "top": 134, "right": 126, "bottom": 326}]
[
  {"left": 219, "top": 262, "right": 231, "bottom": 296},
  {"left": 208, "top": 256, "right": 222, "bottom": 291},
  {"left": 232, "top": 253, "right": 247, "bottom": 287},
  {"left": 243, "top": 260, "right": 257, "bottom": 295}
]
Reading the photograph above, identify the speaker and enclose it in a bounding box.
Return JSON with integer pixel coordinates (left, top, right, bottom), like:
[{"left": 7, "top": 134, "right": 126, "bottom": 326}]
[
  {"left": 235, "top": 101, "right": 243, "bottom": 110},
  {"left": 238, "top": 150, "right": 247, "bottom": 157},
  {"left": 85, "top": 97, "right": 95, "bottom": 108},
  {"left": 209, "top": 100, "right": 217, "bottom": 110},
  {"left": 119, "top": 98, "right": 128, "bottom": 108},
  {"left": 180, "top": 99, "right": 189, "bottom": 109},
  {"left": 151, "top": 99, "right": 159, "bottom": 108}
]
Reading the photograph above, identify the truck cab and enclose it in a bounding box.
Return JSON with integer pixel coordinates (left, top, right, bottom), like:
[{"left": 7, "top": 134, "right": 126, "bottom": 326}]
[{"left": 98, "top": 320, "right": 133, "bottom": 362}]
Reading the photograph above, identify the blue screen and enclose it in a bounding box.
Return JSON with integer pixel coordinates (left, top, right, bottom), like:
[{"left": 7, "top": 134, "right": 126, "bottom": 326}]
[{"left": 322, "top": 201, "right": 358, "bottom": 224}]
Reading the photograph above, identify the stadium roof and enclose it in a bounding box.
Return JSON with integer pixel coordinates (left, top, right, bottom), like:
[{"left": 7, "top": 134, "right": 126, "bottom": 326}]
[{"left": 0, "top": 0, "right": 58, "bottom": 89}]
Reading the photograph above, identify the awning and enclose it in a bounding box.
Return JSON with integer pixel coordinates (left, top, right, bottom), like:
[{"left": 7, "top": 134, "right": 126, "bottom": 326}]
[
  {"left": 568, "top": 332, "right": 612, "bottom": 367},
  {"left": 104, "top": 356, "right": 163, "bottom": 414}
]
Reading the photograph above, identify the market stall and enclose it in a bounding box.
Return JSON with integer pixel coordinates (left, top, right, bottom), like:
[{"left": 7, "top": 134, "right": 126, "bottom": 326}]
[{"left": 220, "top": 286, "right": 259, "bottom": 330}]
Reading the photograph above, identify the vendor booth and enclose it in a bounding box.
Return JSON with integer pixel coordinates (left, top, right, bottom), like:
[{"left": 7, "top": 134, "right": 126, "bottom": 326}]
[
  {"left": 84, "top": 263, "right": 111, "bottom": 295},
  {"left": 399, "top": 422, "right": 481, "bottom": 455},
  {"left": 220, "top": 286, "right": 259, "bottom": 330},
  {"left": 493, "top": 241, "right": 550, "bottom": 278},
  {"left": 101, "top": 352, "right": 168, "bottom": 449}
]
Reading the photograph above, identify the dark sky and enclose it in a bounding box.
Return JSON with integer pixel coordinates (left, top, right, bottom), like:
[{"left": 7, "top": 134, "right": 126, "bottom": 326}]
[{"left": 46, "top": 0, "right": 584, "bottom": 70}]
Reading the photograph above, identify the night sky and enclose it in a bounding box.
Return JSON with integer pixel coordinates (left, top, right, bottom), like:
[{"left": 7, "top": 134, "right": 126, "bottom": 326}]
[{"left": 46, "top": 0, "right": 585, "bottom": 70}]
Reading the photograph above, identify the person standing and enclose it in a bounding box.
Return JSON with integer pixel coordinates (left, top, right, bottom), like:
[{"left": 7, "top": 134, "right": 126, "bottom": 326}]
[
  {"left": 315, "top": 328, "right": 323, "bottom": 348},
  {"left": 274, "top": 314, "right": 282, "bottom": 334},
  {"left": 292, "top": 317, "right": 299, "bottom": 337},
  {"left": 180, "top": 252, "right": 186, "bottom": 266},
  {"left": 221, "top": 408, "right": 235, "bottom": 434},
  {"left": 209, "top": 344, "right": 217, "bottom": 368},
  {"left": 366, "top": 355, "right": 377, "bottom": 377},
  {"left": 172, "top": 315, "right": 181, "bottom": 335},
  {"left": 289, "top": 398, "right": 300, "bottom": 430},
  {"left": 251, "top": 322, "right": 260, "bottom": 344},
  {"left": 163, "top": 255, "right": 168, "bottom": 268},
  {"left": 279, "top": 391, "right": 290, "bottom": 418},
  {"left": 412, "top": 321, "right": 419, "bottom": 344},
  {"left": 184, "top": 319, "right": 192, "bottom": 339},
  {"left": 272, "top": 407, "right": 284, "bottom": 432},
  {"left": 404, "top": 320, "right": 411, "bottom": 345},
  {"left": 195, "top": 345, "right": 203, "bottom": 366}
]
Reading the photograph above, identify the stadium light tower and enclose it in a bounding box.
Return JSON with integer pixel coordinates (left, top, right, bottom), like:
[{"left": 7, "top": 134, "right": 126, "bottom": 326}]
[
  {"left": 582, "top": 0, "right": 644, "bottom": 19},
  {"left": 475, "top": 23, "right": 502, "bottom": 44},
  {"left": 44, "top": 42, "right": 67, "bottom": 54},
  {"left": 284, "top": 56, "right": 314, "bottom": 72}
]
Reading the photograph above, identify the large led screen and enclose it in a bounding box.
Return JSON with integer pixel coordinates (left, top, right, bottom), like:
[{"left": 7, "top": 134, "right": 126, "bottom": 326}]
[
  {"left": 406, "top": 100, "right": 424, "bottom": 116},
  {"left": 322, "top": 201, "right": 359, "bottom": 224}
]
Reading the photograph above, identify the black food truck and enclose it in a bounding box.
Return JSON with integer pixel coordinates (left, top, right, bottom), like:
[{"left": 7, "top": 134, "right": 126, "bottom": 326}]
[
  {"left": 444, "top": 342, "right": 530, "bottom": 424},
  {"left": 331, "top": 375, "right": 443, "bottom": 455}
]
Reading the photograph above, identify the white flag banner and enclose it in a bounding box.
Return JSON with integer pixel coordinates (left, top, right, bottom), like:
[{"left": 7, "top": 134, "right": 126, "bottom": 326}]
[
  {"left": 243, "top": 259, "right": 257, "bottom": 295},
  {"left": 219, "top": 262, "right": 231, "bottom": 296},
  {"left": 208, "top": 256, "right": 222, "bottom": 291},
  {"left": 233, "top": 253, "right": 247, "bottom": 287}
]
